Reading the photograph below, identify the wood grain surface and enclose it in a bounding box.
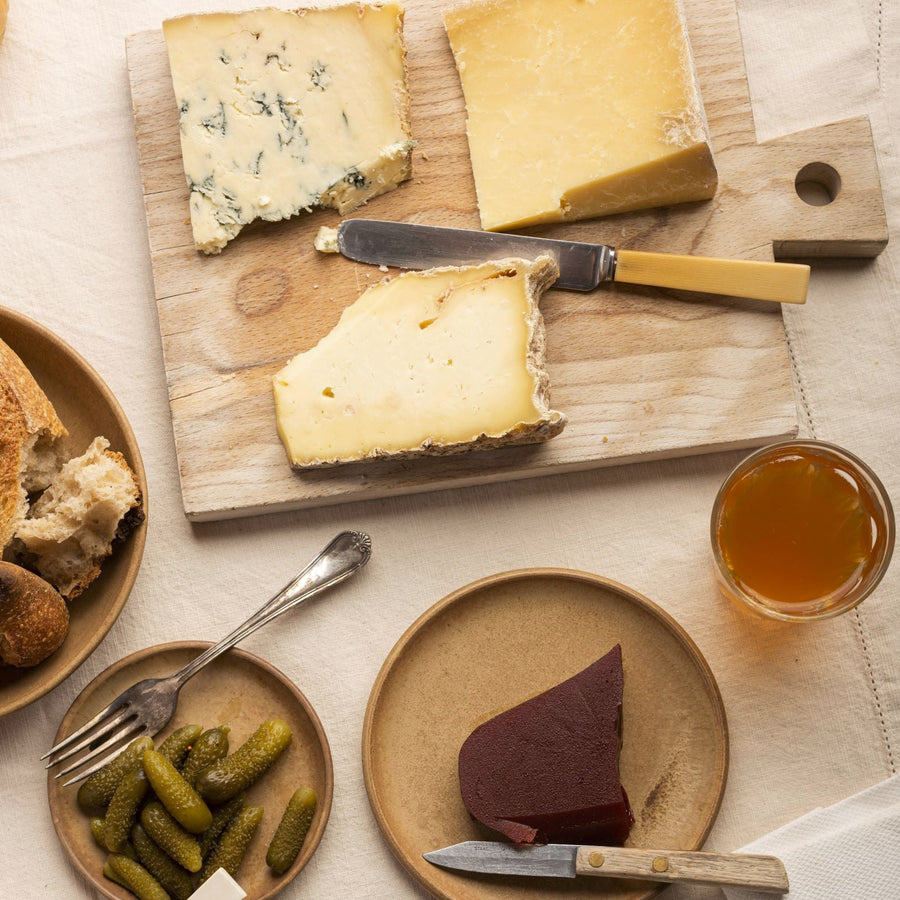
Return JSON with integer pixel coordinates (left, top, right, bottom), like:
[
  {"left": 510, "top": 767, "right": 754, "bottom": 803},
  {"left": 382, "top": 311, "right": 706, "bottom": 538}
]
[
  {"left": 573, "top": 847, "right": 789, "bottom": 892},
  {"left": 125, "top": 0, "right": 887, "bottom": 521}
]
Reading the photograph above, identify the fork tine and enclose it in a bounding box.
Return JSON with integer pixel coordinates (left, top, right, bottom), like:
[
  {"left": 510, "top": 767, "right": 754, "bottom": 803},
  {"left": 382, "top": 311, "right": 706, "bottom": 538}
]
[
  {"left": 59, "top": 729, "right": 148, "bottom": 787},
  {"left": 44, "top": 706, "right": 135, "bottom": 771},
  {"left": 59, "top": 732, "right": 146, "bottom": 788},
  {"left": 53, "top": 718, "right": 144, "bottom": 781},
  {"left": 41, "top": 694, "right": 129, "bottom": 761}
]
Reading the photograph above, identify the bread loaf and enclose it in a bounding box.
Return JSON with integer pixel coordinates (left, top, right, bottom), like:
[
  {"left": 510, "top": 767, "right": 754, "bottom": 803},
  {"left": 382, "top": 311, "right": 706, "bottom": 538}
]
[
  {"left": 0, "top": 337, "right": 68, "bottom": 552},
  {"left": 0, "top": 561, "right": 69, "bottom": 667},
  {"left": 13, "top": 436, "right": 143, "bottom": 600}
]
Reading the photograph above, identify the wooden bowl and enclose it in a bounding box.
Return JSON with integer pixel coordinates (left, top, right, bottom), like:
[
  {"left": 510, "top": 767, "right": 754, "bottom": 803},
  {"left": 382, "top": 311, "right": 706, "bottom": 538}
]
[
  {"left": 49, "top": 641, "right": 333, "bottom": 899},
  {"left": 363, "top": 568, "right": 729, "bottom": 900},
  {"left": 0, "top": 306, "right": 147, "bottom": 716}
]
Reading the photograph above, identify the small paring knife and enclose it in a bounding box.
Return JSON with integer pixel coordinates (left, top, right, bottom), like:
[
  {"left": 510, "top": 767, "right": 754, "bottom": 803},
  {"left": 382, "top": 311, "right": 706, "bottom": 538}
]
[
  {"left": 319, "top": 219, "right": 809, "bottom": 305},
  {"left": 423, "top": 840, "right": 790, "bottom": 894}
]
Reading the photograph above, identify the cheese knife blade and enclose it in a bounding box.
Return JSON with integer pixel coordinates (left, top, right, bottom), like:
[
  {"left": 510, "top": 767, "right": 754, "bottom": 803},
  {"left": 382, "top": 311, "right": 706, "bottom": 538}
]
[
  {"left": 326, "top": 219, "right": 809, "bottom": 304},
  {"left": 424, "top": 841, "right": 579, "bottom": 879},
  {"left": 423, "top": 840, "right": 790, "bottom": 894}
]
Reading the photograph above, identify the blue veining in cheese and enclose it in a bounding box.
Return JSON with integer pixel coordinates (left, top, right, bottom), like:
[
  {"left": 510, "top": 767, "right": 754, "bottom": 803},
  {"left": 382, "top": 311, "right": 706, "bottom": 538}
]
[{"left": 163, "top": 3, "right": 413, "bottom": 254}]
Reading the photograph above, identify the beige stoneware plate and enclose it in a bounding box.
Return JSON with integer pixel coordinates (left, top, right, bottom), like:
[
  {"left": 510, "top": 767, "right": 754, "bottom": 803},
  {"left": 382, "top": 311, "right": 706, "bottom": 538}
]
[
  {"left": 0, "top": 306, "right": 147, "bottom": 717},
  {"left": 48, "top": 641, "right": 333, "bottom": 900},
  {"left": 363, "top": 568, "right": 729, "bottom": 900}
]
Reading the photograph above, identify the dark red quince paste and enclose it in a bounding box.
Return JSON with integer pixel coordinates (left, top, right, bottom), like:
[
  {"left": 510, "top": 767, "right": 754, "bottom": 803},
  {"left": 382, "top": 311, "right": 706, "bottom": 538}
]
[{"left": 458, "top": 644, "right": 634, "bottom": 845}]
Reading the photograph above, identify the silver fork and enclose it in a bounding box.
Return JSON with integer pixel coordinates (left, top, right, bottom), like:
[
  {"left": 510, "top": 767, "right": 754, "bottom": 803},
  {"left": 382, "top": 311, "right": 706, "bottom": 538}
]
[{"left": 43, "top": 530, "right": 371, "bottom": 785}]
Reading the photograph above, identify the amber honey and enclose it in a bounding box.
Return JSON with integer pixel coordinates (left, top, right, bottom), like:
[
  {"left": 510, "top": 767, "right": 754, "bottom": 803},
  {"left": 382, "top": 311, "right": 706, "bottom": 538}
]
[{"left": 712, "top": 441, "right": 894, "bottom": 620}]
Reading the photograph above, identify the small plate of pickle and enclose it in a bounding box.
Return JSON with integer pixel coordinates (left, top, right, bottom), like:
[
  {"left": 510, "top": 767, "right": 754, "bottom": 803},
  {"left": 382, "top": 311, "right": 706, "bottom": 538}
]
[{"left": 48, "top": 641, "right": 333, "bottom": 900}]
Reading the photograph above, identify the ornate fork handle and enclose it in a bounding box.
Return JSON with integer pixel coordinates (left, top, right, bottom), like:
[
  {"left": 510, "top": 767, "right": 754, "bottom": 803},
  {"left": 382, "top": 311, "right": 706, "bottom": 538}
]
[
  {"left": 170, "top": 531, "right": 372, "bottom": 688},
  {"left": 43, "top": 531, "right": 372, "bottom": 783}
]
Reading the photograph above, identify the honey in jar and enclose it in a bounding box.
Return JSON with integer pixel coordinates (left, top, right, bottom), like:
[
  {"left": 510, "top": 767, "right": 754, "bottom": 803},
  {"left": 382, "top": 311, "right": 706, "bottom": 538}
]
[{"left": 712, "top": 441, "right": 894, "bottom": 620}]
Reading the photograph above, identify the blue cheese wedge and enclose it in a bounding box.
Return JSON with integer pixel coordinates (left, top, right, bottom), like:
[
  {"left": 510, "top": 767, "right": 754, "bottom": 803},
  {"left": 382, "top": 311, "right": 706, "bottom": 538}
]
[
  {"left": 163, "top": 4, "right": 413, "bottom": 254},
  {"left": 273, "top": 256, "right": 566, "bottom": 467}
]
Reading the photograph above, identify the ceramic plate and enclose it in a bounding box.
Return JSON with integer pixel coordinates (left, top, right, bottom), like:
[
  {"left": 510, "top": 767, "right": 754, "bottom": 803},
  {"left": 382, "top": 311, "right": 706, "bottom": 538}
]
[
  {"left": 48, "top": 641, "right": 333, "bottom": 900},
  {"left": 363, "top": 568, "right": 729, "bottom": 900},
  {"left": 0, "top": 306, "right": 147, "bottom": 717}
]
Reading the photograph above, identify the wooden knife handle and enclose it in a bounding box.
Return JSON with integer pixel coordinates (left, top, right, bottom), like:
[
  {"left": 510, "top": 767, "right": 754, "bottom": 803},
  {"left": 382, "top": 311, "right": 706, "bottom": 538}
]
[
  {"left": 614, "top": 248, "right": 809, "bottom": 304},
  {"left": 575, "top": 846, "right": 789, "bottom": 894}
]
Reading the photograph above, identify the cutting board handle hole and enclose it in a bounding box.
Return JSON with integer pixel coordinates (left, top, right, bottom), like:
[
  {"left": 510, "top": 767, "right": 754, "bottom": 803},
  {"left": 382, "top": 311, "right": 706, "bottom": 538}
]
[{"left": 795, "top": 162, "right": 841, "bottom": 206}]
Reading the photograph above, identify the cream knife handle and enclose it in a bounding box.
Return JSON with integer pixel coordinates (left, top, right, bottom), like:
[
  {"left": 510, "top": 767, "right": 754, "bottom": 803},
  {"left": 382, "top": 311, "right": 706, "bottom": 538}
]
[
  {"left": 575, "top": 846, "right": 789, "bottom": 894},
  {"left": 614, "top": 248, "right": 809, "bottom": 304}
]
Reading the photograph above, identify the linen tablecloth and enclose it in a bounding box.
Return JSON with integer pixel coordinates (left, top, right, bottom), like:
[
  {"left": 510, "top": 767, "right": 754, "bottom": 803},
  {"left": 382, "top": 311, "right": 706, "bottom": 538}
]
[{"left": 0, "top": 0, "right": 897, "bottom": 897}]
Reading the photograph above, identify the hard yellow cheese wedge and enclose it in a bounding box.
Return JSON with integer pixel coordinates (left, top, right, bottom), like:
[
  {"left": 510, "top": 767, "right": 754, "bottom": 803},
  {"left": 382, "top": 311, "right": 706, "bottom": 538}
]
[
  {"left": 443, "top": 0, "right": 718, "bottom": 231},
  {"left": 273, "top": 257, "right": 566, "bottom": 467},
  {"left": 163, "top": 4, "right": 413, "bottom": 253}
]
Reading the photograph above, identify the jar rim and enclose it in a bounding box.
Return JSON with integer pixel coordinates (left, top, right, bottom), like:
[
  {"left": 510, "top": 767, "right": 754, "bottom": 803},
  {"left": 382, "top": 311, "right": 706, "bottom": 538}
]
[{"left": 710, "top": 440, "right": 895, "bottom": 622}]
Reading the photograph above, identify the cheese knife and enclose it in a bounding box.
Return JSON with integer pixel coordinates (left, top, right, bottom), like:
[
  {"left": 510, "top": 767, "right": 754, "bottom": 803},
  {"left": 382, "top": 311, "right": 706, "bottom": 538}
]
[
  {"left": 319, "top": 219, "right": 809, "bottom": 304},
  {"left": 423, "top": 840, "right": 790, "bottom": 894}
]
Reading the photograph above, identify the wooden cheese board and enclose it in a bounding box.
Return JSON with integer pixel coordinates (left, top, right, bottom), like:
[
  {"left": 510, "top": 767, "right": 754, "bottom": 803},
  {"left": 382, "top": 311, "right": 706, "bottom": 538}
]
[{"left": 125, "top": 0, "right": 887, "bottom": 521}]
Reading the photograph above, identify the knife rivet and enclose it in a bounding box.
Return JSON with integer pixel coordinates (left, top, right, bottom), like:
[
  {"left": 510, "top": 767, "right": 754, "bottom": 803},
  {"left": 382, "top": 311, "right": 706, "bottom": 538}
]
[
  {"left": 652, "top": 856, "right": 669, "bottom": 873},
  {"left": 588, "top": 852, "right": 605, "bottom": 868}
]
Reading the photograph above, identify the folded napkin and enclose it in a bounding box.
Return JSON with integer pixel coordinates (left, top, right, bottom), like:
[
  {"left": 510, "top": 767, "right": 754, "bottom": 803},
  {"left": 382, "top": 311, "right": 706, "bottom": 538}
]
[{"left": 723, "top": 775, "right": 900, "bottom": 900}]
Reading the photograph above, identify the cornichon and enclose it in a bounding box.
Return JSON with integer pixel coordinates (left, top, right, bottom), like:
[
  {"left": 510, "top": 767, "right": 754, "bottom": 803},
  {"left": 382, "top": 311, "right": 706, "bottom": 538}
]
[
  {"left": 157, "top": 724, "right": 203, "bottom": 768},
  {"left": 142, "top": 748, "right": 213, "bottom": 834},
  {"left": 104, "top": 767, "right": 150, "bottom": 852},
  {"left": 199, "top": 795, "right": 244, "bottom": 860},
  {"left": 102, "top": 858, "right": 132, "bottom": 891},
  {"left": 106, "top": 854, "right": 171, "bottom": 900},
  {"left": 266, "top": 786, "right": 317, "bottom": 876},
  {"left": 94, "top": 820, "right": 139, "bottom": 861},
  {"left": 90, "top": 817, "right": 106, "bottom": 849},
  {"left": 180, "top": 725, "right": 230, "bottom": 786},
  {"left": 195, "top": 718, "right": 292, "bottom": 803},
  {"left": 198, "top": 805, "right": 264, "bottom": 885},
  {"left": 132, "top": 823, "right": 195, "bottom": 900},
  {"left": 76, "top": 735, "right": 154, "bottom": 813},
  {"left": 139, "top": 801, "right": 202, "bottom": 873}
]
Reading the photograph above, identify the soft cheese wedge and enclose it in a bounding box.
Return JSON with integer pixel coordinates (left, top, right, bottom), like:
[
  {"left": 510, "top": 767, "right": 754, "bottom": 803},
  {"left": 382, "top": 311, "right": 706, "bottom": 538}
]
[
  {"left": 163, "top": 4, "right": 413, "bottom": 254},
  {"left": 443, "top": 0, "right": 717, "bottom": 231},
  {"left": 273, "top": 256, "right": 565, "bottom": 467}
]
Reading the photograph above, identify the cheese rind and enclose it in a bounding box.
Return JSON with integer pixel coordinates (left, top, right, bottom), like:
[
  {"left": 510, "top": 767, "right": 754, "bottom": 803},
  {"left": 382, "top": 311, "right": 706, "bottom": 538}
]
[
  {"left": 163, "top": 4, "right": 413, "bottom": 254},
  {"left": 443, "top": 0, "right": 717, "bottom": 231},
  {"left": 273, "top": 256, "right": 565, "bottom": 467}
]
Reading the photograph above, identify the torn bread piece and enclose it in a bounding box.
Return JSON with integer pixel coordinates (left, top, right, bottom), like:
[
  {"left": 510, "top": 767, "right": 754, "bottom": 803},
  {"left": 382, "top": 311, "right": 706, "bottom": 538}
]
[
  {"left": 0, "top": 338, "right": 68, "bottom": 553},
  {"left": 273, "top": 255, "right": 566, "bottom": 467},
  {"left": 163, "top": 3, "right": 414, "bottom": 254},
  {"left": 13, "top": 437, "right": 143, "bottom": 600}
]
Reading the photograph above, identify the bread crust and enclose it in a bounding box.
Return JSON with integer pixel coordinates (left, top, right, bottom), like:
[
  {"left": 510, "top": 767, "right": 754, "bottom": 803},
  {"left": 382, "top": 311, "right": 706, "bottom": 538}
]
[
  {"left": 0, "top": 561, "right": 69, "bottom": 667},
  {"left": 0, "top": 338, "right": 68, "bottom": 551}
]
